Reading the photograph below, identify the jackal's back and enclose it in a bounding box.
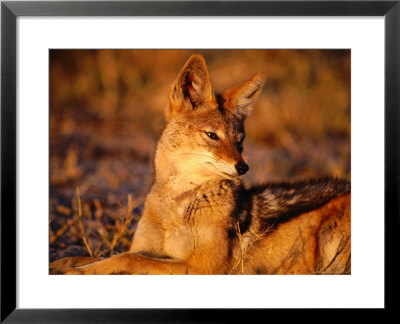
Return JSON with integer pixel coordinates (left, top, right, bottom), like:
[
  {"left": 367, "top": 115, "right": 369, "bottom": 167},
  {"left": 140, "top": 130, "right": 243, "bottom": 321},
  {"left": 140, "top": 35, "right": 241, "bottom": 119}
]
[
  {"left": 252, "top": 178, "right": 350, "bottom": 222},
  {"left": 242, "top": 192, "right": 351, "bottom": 274},
  {"left": 223, "top": 178, "right": 351, "bottom": 274}
]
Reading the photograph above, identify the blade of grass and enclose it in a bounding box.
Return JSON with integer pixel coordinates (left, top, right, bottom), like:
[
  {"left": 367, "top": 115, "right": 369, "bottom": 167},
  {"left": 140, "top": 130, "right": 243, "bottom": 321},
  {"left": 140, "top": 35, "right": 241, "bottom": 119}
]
[
  {"left": 229, "top": 222, "right": 244, "bottom": 274},
  {"left": 109, "top": 194, "right": 139, "bottom": 254},
  {"left": 50, "top": 218, "right": 77, "bottom": 245},
  {"left": 76, "top": 186, "right": 93, "bottom": 257}
]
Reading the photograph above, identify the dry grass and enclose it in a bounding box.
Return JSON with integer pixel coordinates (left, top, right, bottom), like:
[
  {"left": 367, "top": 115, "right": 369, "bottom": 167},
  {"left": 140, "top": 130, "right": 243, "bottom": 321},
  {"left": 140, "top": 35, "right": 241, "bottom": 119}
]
[
  {"left": 49, "top": 186, "right": 145, "bottom": 260},
  {"left": 49, "top": 49, "right": 350, "bottom": 262}
]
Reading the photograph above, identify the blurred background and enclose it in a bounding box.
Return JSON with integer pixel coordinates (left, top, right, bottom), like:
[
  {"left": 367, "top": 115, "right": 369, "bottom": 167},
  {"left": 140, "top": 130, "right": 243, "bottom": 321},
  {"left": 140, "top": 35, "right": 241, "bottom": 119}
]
[{"left": 49, "top": 49, "right": 350, "bottom": 262}]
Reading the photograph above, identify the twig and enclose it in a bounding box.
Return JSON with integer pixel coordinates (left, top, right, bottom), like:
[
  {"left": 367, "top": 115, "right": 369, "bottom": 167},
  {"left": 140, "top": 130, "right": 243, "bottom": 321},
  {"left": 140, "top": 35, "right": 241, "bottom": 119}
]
[
  {"left": 229, "top": 222, "right": 245, "bottom": 274},
  {"left": 50, "top": 218, "right": 77, "bottom": 245},
  {"left": 96, "top": 225, "right": 112, "bottom": 249},
  {"left": 229, "top": 224, "right": 274, "bottom": 274},
  {"left": 109, "top": 194, "right": 137, "bottom": 254},
  {"left": 236, "top": 222, "right": 244, "bottom": 273},
  {"left": 76, "top": 186, "right": 93, "bottom": 257},
  {"left": 93, "top": 241, "right": 103, "bottom": 257}
]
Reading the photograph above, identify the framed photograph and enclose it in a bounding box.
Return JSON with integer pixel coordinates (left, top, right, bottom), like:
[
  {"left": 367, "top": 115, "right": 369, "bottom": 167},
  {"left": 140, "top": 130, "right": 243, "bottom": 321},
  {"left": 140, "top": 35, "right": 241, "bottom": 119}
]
[
  {"left": 1, "top": 0, "right": 399, "bottom": 321},
  {"left": 47, "top": 48, "right": 352, "bottom": 275}
]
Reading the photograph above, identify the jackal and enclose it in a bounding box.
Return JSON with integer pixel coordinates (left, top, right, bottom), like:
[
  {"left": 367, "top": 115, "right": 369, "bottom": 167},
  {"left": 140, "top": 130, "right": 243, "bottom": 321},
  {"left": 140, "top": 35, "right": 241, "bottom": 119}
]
[{"left": 50, "top": 54, "right": 350, "bottom": 275}]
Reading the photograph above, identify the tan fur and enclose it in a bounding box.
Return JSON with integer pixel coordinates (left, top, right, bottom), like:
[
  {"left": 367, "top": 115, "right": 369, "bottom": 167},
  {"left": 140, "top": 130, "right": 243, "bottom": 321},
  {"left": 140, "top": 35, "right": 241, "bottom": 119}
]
[
  {"left": 51, "top": 54, "right": 350, "bottom": 275},
  {"left": 239, "top": 194, "right": 351, "bottom": 274}
]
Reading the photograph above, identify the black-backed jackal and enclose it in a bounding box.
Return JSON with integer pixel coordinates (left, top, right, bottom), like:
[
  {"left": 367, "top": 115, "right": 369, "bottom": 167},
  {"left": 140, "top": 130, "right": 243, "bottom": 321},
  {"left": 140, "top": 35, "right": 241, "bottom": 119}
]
[{"left": 50, "top": 54, "right": 350, "bottom": 275}]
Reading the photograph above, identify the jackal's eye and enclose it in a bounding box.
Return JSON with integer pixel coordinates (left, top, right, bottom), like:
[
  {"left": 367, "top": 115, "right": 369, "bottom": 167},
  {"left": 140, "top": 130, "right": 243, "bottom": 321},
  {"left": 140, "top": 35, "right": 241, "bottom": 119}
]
[
  {"left": 237, "top": 135, "right": 244, "bottom": 152},
  {"left": 205, "top": 132, "right": 219, "bottom": 140}
]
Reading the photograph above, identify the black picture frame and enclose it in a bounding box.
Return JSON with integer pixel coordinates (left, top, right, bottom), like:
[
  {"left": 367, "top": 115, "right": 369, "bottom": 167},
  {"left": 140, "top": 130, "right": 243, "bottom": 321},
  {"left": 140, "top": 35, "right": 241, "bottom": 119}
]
[{"left": 1, "top": 0, "right": 399, "bottom": 322}]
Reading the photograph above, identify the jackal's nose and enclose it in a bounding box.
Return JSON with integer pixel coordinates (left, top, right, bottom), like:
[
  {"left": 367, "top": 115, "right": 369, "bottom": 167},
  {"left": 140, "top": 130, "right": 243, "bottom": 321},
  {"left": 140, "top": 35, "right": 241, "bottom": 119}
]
[{"left": 235, "top": 162, "right": 249, "bottom": 175}]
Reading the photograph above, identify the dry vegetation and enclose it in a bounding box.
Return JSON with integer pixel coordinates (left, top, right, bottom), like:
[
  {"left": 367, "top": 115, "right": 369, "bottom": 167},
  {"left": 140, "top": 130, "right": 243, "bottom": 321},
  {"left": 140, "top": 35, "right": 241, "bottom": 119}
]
[{"left": 49, "top": 49, "right": 350, "bottom": 262}]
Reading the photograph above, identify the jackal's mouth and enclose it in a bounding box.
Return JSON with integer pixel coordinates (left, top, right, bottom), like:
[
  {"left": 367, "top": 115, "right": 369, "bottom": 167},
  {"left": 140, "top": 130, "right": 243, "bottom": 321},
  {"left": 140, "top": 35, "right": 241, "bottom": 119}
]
[
  {"left": 177, "top": 152, "right": 238, "bottom": 179},
  {"left": 205, "top": 161, "right": 238, "bottom": 179}
]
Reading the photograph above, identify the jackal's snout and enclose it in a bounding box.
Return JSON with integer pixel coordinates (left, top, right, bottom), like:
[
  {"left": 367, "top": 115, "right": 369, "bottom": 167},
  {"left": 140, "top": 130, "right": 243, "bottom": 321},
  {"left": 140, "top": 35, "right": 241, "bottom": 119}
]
[{"left": 235, "top": 161, "right": 249, "bottom": 175}]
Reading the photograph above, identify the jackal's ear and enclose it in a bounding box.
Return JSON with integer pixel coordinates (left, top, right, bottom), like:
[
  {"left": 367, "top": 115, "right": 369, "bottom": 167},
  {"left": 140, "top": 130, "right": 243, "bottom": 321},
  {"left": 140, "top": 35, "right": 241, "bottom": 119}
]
[
  {"left": 221, "top": 72, "right": 266, "bottom": 118},
  {"left": 166, "top": 54, "right": 215, "bottom": 120}
]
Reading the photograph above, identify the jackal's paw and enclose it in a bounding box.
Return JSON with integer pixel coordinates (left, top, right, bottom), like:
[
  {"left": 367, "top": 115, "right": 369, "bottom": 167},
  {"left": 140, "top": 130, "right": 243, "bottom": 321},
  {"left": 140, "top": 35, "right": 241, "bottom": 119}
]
[{"left": 50, "top": 256, "right": 104, "bottom": 274}]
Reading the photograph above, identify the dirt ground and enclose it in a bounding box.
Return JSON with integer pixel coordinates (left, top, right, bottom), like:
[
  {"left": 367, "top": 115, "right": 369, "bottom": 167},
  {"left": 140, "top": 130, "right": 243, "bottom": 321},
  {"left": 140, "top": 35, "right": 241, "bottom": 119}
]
[{"left": 49, "top": 49, "right": 351, "bottom": 262}]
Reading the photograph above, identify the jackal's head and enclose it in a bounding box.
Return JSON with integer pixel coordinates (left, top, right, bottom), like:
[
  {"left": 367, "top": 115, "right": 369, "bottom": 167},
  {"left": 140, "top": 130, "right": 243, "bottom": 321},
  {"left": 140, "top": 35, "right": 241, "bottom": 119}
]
[{"left": 155, "top": 54, "right": 266, "bottom": 184}]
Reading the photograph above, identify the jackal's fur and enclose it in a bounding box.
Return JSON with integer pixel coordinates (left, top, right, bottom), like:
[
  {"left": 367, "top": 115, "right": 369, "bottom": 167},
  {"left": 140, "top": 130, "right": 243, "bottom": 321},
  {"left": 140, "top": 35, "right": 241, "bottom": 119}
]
[{"left": 50, "top": 54, "right": 351, "bottom": 275}]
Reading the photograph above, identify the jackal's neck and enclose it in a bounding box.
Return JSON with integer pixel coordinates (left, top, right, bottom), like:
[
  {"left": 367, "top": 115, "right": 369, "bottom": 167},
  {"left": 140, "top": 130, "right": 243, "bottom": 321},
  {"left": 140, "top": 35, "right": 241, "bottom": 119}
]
[
  {"left": 153, "top": 170, "right": 241, "bottom": 203},
  {"left": 153, "top": 165, "right": 217, "bottom": 197}
]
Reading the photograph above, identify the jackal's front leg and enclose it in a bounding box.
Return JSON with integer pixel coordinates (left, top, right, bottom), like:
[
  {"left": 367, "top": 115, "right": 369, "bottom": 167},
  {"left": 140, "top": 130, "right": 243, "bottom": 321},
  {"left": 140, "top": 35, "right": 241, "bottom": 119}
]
[
  {"left": 50, "top": 256, "right": 104, "bottom": 273},
  {"left": 52, "top": 252, "right": 190, "bottom": 275}
]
